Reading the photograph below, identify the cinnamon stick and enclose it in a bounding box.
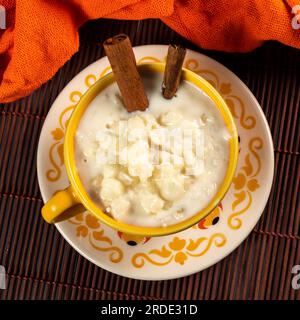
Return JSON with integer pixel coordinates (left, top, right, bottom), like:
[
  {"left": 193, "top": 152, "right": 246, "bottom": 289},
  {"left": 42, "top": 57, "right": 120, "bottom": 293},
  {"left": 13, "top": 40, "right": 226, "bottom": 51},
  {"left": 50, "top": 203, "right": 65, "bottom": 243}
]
[
  {"left": 103, "top": 34, "right": 149, "bottom": 112},
  {"left": 162, "top": 45, "right": 186, "bottom": 99}
]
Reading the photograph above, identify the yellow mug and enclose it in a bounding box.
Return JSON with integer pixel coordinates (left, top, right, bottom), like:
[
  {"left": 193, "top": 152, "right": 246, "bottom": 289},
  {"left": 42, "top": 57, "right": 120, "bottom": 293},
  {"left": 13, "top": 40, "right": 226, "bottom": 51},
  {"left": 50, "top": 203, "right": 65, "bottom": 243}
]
[{"left": 42, "top": 63, "right": 239, "bottom": 236}]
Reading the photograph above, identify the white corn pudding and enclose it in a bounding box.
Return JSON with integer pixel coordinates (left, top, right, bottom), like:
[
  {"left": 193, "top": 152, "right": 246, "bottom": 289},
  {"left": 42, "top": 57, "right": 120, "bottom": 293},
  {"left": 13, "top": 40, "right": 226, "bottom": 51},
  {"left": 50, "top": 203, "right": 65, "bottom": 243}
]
[{"left": 75, "top": 72, "right": 230, "bottom": 227}]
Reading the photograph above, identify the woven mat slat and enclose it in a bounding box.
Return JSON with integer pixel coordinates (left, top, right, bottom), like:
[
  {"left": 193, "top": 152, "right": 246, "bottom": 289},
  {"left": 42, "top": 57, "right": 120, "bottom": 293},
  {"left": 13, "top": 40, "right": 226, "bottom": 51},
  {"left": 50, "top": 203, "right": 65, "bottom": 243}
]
[
  {"left": 0, "top": 19, "right": 299, "bottom": 300},
  {"left": 256, "top": 154, "right": 299, "bottom": 234}
]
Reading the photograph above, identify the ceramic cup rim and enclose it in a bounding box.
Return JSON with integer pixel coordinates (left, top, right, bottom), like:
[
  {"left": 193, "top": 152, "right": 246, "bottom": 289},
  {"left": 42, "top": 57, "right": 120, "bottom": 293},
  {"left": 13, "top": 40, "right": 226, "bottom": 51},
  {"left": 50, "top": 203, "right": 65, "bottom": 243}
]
[{"left": 64, "top": 63, "right": 239, "bottom": 236}]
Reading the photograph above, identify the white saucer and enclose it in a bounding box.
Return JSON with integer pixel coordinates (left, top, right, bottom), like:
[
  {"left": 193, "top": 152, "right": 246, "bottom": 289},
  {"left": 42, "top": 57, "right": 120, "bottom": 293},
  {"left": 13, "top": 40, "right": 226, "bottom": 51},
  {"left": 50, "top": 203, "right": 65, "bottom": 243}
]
[{"left": 37, "top": 45, "right": 274, "bottom": 280}]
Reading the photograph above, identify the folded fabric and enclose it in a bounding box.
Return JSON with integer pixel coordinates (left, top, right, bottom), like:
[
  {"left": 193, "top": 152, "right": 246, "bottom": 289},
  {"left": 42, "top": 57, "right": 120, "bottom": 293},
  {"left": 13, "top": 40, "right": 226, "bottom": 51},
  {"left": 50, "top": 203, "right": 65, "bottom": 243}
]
[{"left": 0, "top": 0, "right": 299, "bottom": 103}]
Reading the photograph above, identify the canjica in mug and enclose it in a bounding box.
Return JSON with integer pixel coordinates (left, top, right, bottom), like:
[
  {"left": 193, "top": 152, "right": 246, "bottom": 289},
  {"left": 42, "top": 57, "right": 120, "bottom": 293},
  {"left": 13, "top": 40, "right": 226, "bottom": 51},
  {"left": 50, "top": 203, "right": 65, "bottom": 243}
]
[{"left": 42, "top": 63, "right": 239, "bottom": 237}]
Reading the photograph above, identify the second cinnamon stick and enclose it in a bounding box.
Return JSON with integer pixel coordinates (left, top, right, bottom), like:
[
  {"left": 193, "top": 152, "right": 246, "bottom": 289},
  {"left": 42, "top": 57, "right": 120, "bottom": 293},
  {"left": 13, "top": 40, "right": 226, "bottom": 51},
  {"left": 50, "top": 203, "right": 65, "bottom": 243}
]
[
  {"left": 162, "top": 45, "right": 186, "bottom": 99},
  {"left": 103, "top": 34, "right": 149, "bottom": 112}
]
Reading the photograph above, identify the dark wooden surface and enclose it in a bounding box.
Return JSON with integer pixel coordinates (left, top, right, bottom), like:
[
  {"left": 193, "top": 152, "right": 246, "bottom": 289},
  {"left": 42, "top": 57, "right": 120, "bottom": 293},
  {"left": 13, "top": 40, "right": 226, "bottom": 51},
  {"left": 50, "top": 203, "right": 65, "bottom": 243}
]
[{"left": 0, "top": 19, "right": 299, "bottom": 300}]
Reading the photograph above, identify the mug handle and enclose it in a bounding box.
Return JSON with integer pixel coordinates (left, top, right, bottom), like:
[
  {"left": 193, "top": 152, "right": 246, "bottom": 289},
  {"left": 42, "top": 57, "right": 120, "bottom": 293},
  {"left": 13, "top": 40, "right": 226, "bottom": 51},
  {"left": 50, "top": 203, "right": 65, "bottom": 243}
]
[{"left": 42, "top": 186, "right": 82, "bottom": 223}]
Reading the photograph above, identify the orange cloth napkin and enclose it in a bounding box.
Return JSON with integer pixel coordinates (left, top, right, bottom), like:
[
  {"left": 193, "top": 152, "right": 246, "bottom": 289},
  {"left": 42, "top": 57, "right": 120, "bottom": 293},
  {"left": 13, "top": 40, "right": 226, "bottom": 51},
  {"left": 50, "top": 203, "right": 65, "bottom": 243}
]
[{"left": 0, "top": 0, "right": 299, "bottom": 103}]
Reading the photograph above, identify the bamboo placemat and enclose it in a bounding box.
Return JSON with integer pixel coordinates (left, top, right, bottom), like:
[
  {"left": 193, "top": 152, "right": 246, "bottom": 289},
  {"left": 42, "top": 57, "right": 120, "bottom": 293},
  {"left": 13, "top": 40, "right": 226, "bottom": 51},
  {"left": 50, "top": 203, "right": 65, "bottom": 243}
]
[{"left": 0, "top": 19, "right": 299, "bottom": 300}]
